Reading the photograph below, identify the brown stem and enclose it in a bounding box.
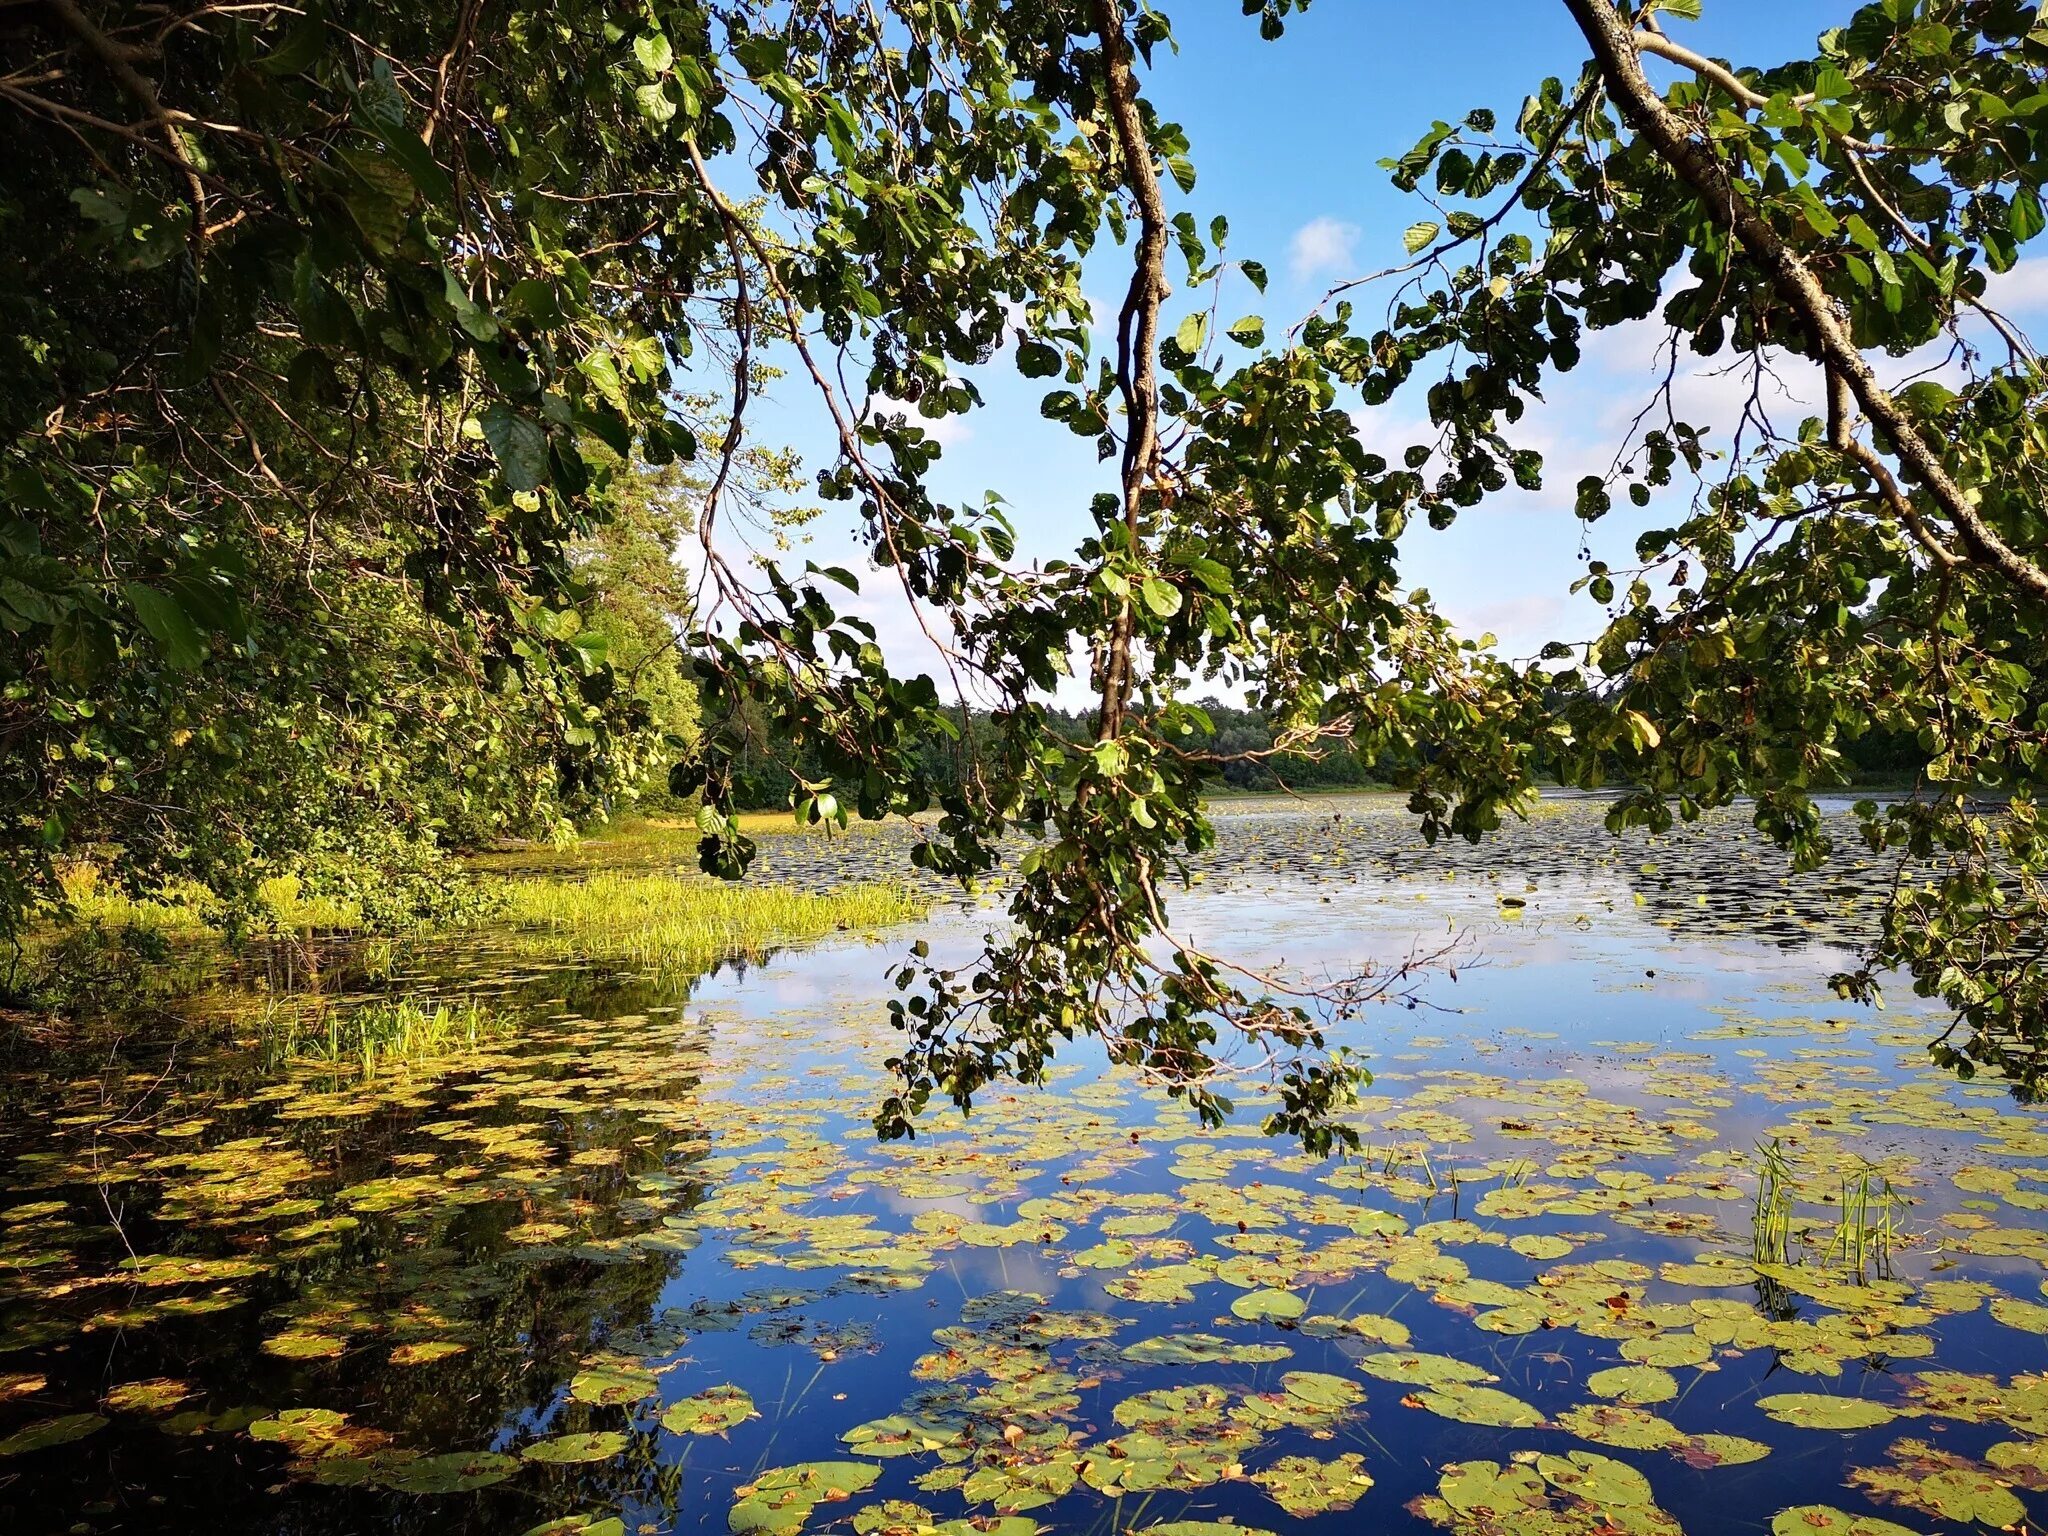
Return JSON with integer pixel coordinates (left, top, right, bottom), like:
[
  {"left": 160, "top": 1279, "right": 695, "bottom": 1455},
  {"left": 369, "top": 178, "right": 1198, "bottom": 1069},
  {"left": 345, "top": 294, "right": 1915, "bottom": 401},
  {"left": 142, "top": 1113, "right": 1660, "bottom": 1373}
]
[
  {"left": 1566, "top": 0, "right": 2048, "bottom": 604},
  {"left": 1089, "top": 0, "right": 1170, "bottom": 740},
  {"left": 42, "top": 0, "right": 208, "bottom": 258}
]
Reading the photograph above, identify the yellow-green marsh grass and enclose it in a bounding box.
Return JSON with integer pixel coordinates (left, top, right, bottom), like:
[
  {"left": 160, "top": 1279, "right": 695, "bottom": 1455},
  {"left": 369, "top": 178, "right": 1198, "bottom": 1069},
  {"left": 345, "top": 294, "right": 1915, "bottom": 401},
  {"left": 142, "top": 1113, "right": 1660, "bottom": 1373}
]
[
  {"left": 55, "top": 864, "right": 363, "bottom": 935},
  {"left": 492, "top": 870, "right": 927, "bottom": 976},
  {"left": 260, "top": 995, "right": 509, "bottom": 1079}
]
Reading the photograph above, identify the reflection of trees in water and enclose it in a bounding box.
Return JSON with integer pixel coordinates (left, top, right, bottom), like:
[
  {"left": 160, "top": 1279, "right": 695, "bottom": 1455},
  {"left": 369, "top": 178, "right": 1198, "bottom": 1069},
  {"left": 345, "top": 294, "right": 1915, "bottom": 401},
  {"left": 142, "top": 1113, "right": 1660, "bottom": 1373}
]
[
  {"left": 0, "top": 973, "right": 719, "bottom": 1536},
  {"left": 1187, "top": 803, "right": 1903, "bottom": 957},
  {"left": 727, "top": 802, "right": 1912, "bottom": 963}
]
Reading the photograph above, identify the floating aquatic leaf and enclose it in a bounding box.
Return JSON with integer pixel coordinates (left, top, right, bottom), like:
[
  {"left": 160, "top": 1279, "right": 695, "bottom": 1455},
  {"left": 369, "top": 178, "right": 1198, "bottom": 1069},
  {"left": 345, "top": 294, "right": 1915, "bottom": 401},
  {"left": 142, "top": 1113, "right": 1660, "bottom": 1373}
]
[
  {"left": 1104, "top": 1265, "right": 1207, "bottom": 1304},
  {"left": 852, "top": 1501, "right": 1040, "bottom": 1536},
  {"left": 1989, "top": 1296, "right": 2048, "bottom": 1334},
  {"left": 1533, "top": 1450, "right": 1656, "bottom": 1508},
  {"left": 1681, "top": 1433, "right": 1772, "bottom": 1467},
  {"left": 389, "top": 1340, "right": 468, "bottom": 1366},
  {"left": 1411, "top": 1383, "right": 1544, "bottom": 1428},
  {"left": 522, "top": 1431, "right": 628, "bottom": 1465},
  {"left": 661, "top": 1384, "right": 757, "bottom": 1436},
  {"left": 105, "top": 1377, "right": 193, "bottom": 1413},
  {"left": 262, "top": 1330, "right": 348, "bottom": 1360},
  {"left": 730, "top": 1461, "right": 882, "bottom": 1535},
  {"left": 569, "top": 1362, "right": 658, "bottom": 1408},
  {"left": 1848, "top": 1437, "right": 2030, "bottom": 1527},
  {"left": 1588, "top": 1365, "right": 1678, "bottom": 1405},
  {"left": 0, "top": 1413, "right": 106, "bottom": 1456},
  {"left": 379, "top": 1449, "right": 519, "bottom": 1493},
  {"left": 1358, "top": 1351, "right": 1494, "bottom": 1387},
  {"left": 1619, "top": 1333, "right": 1713, "bottom": 1369},
  {"left": 1300, "top": 1311, "right": 1411, "bottom": 1346},
  {"left": 1281, "top": 1370, "right": 1364, "bottom": 1410},
  {"left": 1253, "top": 1451, "right": 1373, "bottom": 1516},
  {"left": 1757, "top": 1393, "right": 1899, "bottom": 1431},
  {"left": 1230, "top": 1287, "right": 1305, "bottom": 1323},
  {"left": 1770, "top": 1508, "right": 1929, "bottom": 1536},
  {"left": 522, "top": 1518, "right": 627, "bottom": 1536},
  {"left": 1555, "top": 1402, "right": 1688, "bottom": 1451},
  {"left": 1120, "top": 1333, "right": 1290, "bottom": 1365},
  {"left": 1414, "top": 1453, "right": 1685, "bottom": 1535}
]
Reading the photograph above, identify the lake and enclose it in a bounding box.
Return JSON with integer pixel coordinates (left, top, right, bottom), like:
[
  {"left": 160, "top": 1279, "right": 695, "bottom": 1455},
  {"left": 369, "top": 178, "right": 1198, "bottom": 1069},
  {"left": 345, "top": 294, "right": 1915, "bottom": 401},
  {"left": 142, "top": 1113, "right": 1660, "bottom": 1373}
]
[{"left": 2, "top": 797, "right": 2041, "bottom": 1536}]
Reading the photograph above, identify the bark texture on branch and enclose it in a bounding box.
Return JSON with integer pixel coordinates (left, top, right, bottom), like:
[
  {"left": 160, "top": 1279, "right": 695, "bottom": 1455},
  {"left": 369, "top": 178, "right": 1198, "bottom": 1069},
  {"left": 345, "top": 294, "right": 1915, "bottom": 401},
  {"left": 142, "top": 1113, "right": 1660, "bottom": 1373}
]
[
  {"left": 1090, "top": 0, "right": 1171, "bottom": 739},
  {"left": 43, "top": 0, "right": 211, "bottom": 253},
  {"left": 1564, "top": 0, "right": 2048, "bottom": 604}
]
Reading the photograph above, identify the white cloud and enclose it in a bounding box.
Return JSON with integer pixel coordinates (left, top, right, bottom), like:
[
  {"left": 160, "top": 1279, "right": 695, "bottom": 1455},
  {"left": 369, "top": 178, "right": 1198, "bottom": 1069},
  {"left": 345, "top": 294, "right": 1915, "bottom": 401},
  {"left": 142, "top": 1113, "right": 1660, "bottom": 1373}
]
[
  {"left": 1288, "top": 216, "right": 1360, "bottom": 284},
  {"left": 871, "top": 395, "right": 975, "bottom": 448},
  {"left": 1982, "top": 256, "right": 2048, "bottom": 317},
  {"left": 1445, "top": 593, "right": 1570, "bottom": 660}
]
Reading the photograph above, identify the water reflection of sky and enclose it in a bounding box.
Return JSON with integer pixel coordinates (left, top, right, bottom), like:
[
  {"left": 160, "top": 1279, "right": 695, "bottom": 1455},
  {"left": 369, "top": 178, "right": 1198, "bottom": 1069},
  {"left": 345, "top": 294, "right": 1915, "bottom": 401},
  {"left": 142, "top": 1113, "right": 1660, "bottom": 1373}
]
[{"left": 5, "top": 809, "right": 2045, "bottom": 1536}]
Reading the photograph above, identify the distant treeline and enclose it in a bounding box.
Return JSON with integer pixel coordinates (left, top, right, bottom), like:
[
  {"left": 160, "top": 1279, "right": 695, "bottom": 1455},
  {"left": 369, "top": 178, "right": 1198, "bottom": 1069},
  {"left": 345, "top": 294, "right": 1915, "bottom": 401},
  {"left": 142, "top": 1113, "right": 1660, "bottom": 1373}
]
[
  {"left": 710, "top": 700, "right": 1386, "bottom": 811},
  {"left": 708, "top": 696, "right": 1929, "bottom": 814}
]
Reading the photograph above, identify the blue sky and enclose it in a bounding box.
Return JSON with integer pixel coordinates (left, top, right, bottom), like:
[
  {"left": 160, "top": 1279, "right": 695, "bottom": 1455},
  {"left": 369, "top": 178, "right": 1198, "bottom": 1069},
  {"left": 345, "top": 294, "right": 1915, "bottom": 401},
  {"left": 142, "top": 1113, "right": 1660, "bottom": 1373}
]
[{"left": 705, "top": 2, "right": 2048, "bottom": 703}]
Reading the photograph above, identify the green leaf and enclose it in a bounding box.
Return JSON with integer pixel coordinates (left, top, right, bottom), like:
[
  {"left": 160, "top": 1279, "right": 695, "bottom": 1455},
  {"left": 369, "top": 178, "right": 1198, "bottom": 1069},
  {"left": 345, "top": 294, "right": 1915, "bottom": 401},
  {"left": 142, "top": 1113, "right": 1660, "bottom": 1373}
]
[
  {"left": 1139, "top": 577, "right": 1182, "bottom": 618},
  {"left": 1174, "top": 313, "right": 1206, "bottom": 354},
  {"left": 123, "top": 584, "right": 206, "bottom": 671},
  {"left": 443, "top": 269, "right": 499, "bottom": 342},
  {"left": 48, "top": 611, "right": 114, "bottom": 687},
  {"left": 256, "top": 14, "right": 328, "bottom": 77},
  {"left": 637, "top": 82, "right": 677, "bottom": 126},
  {"left": 2011, "top": 187, "right": 2046, "bottom": 243},
  {"left": 1225, "top": 314, "right": 1265, "bottom": 346},
  {"left": 1230, "top": 1287, "right": 1305, "bottom": 1323},
  {"left": 633, "top": 32, "right": 674, "bottom": 77},
  {"left": 481, "top": 405, "right": 549, "bottom": 492},
  {"left": 1755, "top": 1392, "right": 1897, "bottom": 1430},
  {"left": 0, "top": 1414, "right": 106, "bottom": 1457},
  {"left": 1404, "top": 221, "right": 1440, "bottom": 254}
]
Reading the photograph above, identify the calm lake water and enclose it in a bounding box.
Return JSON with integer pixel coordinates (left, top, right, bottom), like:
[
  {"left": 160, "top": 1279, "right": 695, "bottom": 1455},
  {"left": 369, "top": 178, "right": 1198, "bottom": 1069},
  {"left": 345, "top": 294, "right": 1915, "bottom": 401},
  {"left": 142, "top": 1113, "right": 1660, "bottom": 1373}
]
[{"left": 3, "top": 799, "right": 2043, "bottom": 1536}]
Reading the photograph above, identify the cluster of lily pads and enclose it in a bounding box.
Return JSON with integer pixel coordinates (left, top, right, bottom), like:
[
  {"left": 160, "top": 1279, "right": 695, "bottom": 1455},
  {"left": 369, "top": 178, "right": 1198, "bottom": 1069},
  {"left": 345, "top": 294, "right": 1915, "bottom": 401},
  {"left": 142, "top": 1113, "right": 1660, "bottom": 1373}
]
[{"left": 0, "top": 807, "right": 2041, "bottom": 1536}]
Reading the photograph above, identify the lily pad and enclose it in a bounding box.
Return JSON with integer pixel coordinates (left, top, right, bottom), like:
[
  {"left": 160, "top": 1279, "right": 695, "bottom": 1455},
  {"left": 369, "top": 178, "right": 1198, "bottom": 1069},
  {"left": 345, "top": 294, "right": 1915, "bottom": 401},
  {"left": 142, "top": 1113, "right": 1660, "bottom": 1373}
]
[
  {"left": 1120, "top": 1333, "right": 1290, "bottom": 1365},
  {"left": 1588, "top": 1365, "right": 1678, "bottom": 1405},
  {"left": 1770, "top": 1510, "right": 1925, "bottom": 1536},
  {"left": 569, "top": 1362, "right": 658, "bottom": 1408},
  {"left": 379, "top": 1449, "right": 519, "bottom": 1493},
  {"left": 1757, "top": 1393, "right": 1899, "bottom": 1431},
  {"left": 522, "top": 1431, "right": 629, "bottom": 1465},
  {"left": 0, "top": 1413, "right": 106, "bottom": 1456},
  {"left": 1254, "top": 1452, "right": 1373, "bottom": 1517},
  {"left": 1412, "top": 1383, "right": 1544, "bottom": 1428},
  {"left": 1230, "top": 1287, "right": 1305, "bottom": 1323},
  {"left": 1359, "top": 1351, "right": 1495, "bottom": 1387},
  {"left": 731, "top": 1461, "right": 883, "bottom": 1535},
  {"left": 661, "top": 1384, "right": 757, "bottom": 1436}
]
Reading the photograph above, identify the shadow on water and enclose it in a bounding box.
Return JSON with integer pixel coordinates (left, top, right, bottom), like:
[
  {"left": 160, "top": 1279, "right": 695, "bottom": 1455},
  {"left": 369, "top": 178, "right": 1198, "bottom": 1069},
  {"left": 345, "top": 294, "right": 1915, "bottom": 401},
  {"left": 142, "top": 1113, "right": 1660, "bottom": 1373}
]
[{"left": 1, "top": 803, "right": 2046, "bottom": 1536}]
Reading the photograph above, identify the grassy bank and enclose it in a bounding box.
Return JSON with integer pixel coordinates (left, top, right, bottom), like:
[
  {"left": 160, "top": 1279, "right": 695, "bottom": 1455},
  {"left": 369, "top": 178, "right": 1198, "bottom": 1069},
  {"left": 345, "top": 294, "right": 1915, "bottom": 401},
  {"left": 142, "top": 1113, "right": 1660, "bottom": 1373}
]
[
  {"left": 258, "top": 995, "right": 511, "bottom": 1079},
  {"left": 13, "top": 828, "right": 929, "bottom": 1020},
  {"left": 494, "top": 870, "right": 927, "bottom": 977}
]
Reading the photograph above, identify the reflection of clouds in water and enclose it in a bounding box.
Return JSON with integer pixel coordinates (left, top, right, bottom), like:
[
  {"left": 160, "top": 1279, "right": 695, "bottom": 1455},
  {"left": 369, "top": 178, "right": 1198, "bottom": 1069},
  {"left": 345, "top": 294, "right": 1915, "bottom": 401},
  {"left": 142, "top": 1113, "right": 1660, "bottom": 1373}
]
[{"left": 7, "top": 799, "right": 2042, "bottom": 1536}]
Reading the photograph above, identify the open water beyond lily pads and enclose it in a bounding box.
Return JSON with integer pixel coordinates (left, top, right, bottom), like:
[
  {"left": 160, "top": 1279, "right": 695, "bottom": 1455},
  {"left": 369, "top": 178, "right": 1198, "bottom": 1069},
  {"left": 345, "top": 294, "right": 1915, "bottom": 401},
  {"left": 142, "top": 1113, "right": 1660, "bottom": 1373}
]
[{"left": 2, "top": 797, "right": 2044, "bottom": 1536}]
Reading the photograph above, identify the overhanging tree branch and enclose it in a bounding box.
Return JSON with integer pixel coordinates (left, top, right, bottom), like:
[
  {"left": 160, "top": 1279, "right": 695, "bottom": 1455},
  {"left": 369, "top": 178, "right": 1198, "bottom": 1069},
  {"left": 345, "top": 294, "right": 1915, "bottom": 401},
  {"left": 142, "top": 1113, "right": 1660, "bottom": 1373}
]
[
  {"left": 1090, "top": 0, "right": 1170, "bottom": 741},
  {"left": 1565, "top": 0, "right": 2048, "bottom": 605}
]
